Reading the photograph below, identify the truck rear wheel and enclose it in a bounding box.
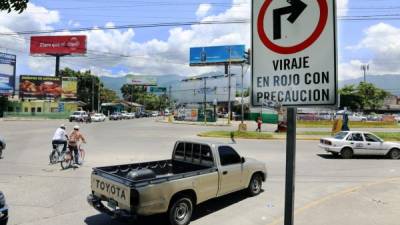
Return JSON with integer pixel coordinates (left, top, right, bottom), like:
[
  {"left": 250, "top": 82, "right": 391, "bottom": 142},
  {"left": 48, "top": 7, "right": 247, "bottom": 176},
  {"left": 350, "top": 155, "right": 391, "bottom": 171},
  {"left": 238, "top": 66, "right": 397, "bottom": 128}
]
[
  {"left": 248, "top": 174, "right": 263, "bottom": 196},
  {"left": 168, "top": 196, "right": 193, "bottom": 225}
]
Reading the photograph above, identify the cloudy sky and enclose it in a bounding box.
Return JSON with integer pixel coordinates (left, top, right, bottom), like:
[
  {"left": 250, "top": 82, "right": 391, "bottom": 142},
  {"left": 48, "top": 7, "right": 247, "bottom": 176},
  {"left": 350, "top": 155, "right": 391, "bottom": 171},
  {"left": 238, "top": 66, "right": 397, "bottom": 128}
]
[{"left": 0, "top": 0, "right": 399, "bottom": 81}]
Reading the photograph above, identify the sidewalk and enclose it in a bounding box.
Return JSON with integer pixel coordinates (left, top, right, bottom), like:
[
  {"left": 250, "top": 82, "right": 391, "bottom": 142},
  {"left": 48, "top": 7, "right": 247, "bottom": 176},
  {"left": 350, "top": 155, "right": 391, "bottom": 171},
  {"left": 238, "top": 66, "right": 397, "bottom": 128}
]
[{"left": 268, "top": 177, "right": 400, "bottom": 225}]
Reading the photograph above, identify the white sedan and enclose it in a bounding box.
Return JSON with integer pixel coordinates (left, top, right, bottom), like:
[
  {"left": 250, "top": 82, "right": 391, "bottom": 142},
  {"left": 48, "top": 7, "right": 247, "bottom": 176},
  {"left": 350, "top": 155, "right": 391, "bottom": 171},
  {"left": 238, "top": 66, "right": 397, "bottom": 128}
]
[
  {"left": 92, "top": 113, "right": 106, "bottom": 122},
  {"left": 319, "top": 131, "right": 400, "bottom": 159}
]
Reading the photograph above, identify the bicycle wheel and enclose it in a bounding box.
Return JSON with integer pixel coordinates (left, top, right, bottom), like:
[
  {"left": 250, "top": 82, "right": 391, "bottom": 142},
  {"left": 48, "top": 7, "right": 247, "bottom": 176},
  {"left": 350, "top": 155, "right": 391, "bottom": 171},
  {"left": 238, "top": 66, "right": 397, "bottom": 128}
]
[
  {"left": 49, "top": 150, "right": 59, "bottom": 164},
  {"left": 60, "top": 152, "right": 73, "bottom": 169}
]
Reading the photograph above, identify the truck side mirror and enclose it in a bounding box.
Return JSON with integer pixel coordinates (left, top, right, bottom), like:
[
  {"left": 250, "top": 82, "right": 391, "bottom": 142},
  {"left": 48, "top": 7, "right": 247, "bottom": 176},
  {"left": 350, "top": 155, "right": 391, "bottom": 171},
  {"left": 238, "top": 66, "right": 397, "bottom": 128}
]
[{"left": 241, "top": 157, "right": 245, "bottom": 164}]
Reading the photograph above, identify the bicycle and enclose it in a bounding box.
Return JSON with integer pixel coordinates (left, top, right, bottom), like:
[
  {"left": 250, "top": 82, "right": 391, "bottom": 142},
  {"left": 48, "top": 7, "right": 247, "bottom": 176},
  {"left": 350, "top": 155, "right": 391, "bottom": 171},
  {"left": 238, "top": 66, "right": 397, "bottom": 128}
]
[
  {"left": 60, "top": 143, "right": 85, "bottom": 169},
  {"left": 49, "top": 143, "right": 65, "bottom": 164}
]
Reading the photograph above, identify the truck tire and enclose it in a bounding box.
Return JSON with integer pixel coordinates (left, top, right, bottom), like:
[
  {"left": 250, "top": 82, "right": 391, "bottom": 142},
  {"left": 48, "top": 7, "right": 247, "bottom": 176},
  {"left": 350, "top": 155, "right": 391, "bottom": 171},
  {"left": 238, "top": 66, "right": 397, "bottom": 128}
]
[
  {"left": 388, "top": 149, "right": 400, "bottom": 160},
  {"left": 341, "top": 148, "right": 353, "bottom": 159},
  {"left": 247, "top": 173, "right": 263, "bottom": 196},
  {"left": 168, "top": 196, "right": 193, "bottom": 225}
]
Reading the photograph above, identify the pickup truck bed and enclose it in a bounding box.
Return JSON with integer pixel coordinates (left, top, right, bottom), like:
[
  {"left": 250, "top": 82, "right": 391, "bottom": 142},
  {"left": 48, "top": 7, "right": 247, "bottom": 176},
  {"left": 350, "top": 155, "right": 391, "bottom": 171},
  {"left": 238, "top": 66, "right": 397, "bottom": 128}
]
[{"left": 93, "top": 159, "right": 217, "bottom": 188}]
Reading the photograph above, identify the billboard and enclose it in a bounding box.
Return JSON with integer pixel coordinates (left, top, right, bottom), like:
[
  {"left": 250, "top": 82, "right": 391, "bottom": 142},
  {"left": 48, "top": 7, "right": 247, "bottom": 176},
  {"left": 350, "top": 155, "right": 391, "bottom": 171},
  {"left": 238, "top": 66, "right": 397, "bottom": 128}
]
[
  {"left": 190, "top": 45, "right": 246, "bottom": 66},
  {"left": 171, "top": 75, "right": 236, "bottom": 104},
  {"left": 0, "top": 52, "right": 16, "bottom": 95},
  {"left": 149, "top": 86, "right": 167, "bottom": 96},
  {"left": 126, "top": 75, "right": 157, "bottom": 86},
  {"left": 61, "top": 77, "right": 78, "bottom": 100},
  {"left": 30, "top": 35, "right": 87, "bottom": 55},
  {"left": 19, "top": 75, "right": 62, "bottom": 99}
]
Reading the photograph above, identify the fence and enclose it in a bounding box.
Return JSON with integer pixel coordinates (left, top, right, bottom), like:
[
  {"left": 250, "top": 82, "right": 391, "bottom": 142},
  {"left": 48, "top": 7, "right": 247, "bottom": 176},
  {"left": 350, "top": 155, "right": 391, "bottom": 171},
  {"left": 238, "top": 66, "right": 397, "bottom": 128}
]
[{"left": 4, "top": 112, "right": 70, "bottom": 119}]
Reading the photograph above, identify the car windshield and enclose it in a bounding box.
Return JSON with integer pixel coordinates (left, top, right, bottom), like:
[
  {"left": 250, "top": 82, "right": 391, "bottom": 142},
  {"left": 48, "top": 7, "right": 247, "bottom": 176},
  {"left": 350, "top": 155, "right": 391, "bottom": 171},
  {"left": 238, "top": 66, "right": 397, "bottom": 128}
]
[
  {"left": 73, "top": 112, "right": 81, "bottom": 115},
  {"left": 334, "top": 132, "right": 348, "bottom": 140}
]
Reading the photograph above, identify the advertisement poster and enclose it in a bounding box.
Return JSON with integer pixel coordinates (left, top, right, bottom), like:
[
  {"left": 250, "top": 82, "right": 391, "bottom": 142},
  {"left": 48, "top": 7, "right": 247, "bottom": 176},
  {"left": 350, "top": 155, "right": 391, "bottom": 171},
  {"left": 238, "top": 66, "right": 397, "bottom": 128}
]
[
  {"left": 0, "top": 52, "right": 16, "bottom": 95},
  {"left": 30, "top": 35, "right": 87, "bottom": 55},
  {"left": 19, "top": 75, "right": 62, "bottom": 99},
  {"left": 61, "top": 77, "right": 78, "bottom": 100},
  {"left": 190, "top": 45, "right": 245, "bottom": 66},
  {"left": 126, "top": 75, "right": 157, "bottom": 86}
]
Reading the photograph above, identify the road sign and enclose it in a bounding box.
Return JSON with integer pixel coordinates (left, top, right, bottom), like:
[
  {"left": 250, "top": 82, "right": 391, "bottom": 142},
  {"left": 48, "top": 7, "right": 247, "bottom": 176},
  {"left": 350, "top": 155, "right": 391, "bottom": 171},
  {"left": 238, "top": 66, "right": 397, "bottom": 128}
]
[{"left": 252, "top": 0, "right": 337, "bottom": 107}]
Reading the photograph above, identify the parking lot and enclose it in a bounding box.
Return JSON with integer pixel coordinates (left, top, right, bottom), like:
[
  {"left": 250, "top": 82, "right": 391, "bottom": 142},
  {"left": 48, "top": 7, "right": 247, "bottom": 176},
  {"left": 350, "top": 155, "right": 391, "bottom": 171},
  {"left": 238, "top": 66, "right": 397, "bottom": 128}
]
[{"left": 0, "top": 118, "right": 399, "bottom": 225}]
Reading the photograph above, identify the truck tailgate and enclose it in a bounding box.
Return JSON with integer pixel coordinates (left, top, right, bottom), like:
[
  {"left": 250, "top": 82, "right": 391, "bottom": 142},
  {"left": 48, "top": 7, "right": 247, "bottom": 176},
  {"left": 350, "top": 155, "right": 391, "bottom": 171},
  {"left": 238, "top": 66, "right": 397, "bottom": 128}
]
[{"left": 91, "top": 174, "right": 131, "bottom": 207}]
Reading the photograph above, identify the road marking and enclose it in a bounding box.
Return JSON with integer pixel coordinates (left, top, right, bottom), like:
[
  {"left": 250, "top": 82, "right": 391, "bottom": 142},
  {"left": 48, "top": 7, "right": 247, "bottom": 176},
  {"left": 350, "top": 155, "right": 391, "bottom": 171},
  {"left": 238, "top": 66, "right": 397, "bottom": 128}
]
[{"left": 267, "top": 177, "right": 400, "bottom": 225}]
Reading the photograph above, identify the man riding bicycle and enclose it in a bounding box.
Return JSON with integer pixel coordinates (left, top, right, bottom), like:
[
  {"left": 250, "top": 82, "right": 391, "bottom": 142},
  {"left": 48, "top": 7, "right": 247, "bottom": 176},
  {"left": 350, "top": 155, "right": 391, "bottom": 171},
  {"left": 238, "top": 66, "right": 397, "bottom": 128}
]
[
  {"left": 68, "top": 125, "right": 86, "bottom": 166},
  {"left": 52, "top": 124, "right": 68, "bottom": 152}
]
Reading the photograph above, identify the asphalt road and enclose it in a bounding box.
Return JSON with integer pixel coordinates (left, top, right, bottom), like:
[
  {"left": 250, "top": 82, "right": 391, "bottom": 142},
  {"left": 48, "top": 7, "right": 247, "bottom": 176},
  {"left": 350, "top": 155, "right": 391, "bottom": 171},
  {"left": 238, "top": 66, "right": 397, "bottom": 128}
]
[{"left": 0, "top": 118, "right": 399, "bottom": 225}]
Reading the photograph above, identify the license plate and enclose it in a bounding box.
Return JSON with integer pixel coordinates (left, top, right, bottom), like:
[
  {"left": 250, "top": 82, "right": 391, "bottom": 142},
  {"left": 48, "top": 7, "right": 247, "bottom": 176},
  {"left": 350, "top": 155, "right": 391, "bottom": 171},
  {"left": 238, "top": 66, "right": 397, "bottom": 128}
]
[{"left": 108, "top": 199, "right": 118, "bottom": 209}]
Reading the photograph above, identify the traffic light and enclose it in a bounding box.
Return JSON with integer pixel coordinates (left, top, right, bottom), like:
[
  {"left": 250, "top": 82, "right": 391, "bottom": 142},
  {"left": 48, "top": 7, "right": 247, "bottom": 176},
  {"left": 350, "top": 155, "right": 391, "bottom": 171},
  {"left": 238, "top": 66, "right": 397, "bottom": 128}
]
[{"left": 244, "top": 49, "right": 251, "bottom": 65}]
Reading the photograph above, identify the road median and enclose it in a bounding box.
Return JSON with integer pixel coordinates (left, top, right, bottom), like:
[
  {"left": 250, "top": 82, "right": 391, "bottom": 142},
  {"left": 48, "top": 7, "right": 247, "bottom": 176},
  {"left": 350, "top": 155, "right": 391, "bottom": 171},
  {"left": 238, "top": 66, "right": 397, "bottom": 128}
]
[{"left": 198, "top": 130, "right": 400, "bottom": 141}]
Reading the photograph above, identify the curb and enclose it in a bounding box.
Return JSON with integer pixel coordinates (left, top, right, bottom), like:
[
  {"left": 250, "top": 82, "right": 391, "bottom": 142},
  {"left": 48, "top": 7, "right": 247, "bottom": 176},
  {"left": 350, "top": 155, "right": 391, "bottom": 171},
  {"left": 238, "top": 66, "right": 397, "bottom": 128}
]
[{"left": 156, "top": 119, "right": 232, "bottom": 127}]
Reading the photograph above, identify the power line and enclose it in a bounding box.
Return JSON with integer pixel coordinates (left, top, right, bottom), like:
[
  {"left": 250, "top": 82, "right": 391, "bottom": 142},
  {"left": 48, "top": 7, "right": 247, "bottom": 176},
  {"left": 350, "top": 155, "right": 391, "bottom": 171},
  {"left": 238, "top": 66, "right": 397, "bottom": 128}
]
[{"left": 0, "top": 19, "right": 249, "bottom": 36}]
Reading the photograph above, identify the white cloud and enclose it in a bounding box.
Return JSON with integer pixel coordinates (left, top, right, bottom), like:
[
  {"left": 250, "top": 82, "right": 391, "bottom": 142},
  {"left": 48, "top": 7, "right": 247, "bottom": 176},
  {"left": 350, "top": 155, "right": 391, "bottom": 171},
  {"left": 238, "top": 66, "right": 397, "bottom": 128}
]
[
  {"left": 196, "top": 4, "right": 212, "bottom": 18},
  {"left": 337, "top": 0, "right": 349, "bottom": 17},
  {"left": 341, "top": 23, "right": 400, "bottom": 80}
]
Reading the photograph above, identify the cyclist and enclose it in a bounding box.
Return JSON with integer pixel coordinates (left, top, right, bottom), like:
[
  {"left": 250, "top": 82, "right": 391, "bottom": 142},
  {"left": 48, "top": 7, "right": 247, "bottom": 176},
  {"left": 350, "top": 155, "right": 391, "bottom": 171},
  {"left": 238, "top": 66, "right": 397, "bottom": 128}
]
[
  {"left": 68, "top": 125, "right": 86, "bottom": 166},
  {"left": 52, "top": 124, "right": 68, "bottom": 152}
]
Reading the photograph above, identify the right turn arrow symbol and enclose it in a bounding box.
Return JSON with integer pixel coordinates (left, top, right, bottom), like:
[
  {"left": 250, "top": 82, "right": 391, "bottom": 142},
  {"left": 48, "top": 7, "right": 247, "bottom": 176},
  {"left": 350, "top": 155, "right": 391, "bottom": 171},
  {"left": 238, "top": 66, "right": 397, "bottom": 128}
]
[{"left": 273, "top": 0, "right": 308, "bottom": 40}]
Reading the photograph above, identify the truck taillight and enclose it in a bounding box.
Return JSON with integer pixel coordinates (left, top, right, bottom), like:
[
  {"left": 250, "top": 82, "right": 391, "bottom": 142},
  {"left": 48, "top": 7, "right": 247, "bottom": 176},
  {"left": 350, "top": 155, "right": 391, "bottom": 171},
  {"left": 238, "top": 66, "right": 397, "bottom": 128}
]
[{"left": 130, "top": 190, "right": 139, "bottom": 206}]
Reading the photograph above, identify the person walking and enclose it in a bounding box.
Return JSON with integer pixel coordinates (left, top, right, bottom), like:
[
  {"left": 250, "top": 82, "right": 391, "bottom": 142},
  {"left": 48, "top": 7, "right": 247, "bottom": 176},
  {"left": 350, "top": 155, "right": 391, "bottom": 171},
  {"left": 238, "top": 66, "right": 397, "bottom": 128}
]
[
  {"left": 256, "top": 117, "right": 262, "bottom": 132},
  {"left": 68, "top": 125, "right": 86, "bottom": 166}
]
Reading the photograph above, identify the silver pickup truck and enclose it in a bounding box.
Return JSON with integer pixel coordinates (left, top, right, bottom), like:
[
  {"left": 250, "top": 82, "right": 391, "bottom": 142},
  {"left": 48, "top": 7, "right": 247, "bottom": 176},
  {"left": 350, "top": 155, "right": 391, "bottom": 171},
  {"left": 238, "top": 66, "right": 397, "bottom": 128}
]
[{"left": 87, "top": 140, "right": 267, "bottom": 225}]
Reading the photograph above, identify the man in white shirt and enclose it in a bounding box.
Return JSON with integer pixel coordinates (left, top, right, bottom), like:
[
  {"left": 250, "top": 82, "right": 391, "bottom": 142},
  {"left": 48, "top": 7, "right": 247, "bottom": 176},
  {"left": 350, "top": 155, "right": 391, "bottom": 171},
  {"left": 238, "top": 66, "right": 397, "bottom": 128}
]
[{"left": 52, "top": 124, "right": 68, "bottom": 152}]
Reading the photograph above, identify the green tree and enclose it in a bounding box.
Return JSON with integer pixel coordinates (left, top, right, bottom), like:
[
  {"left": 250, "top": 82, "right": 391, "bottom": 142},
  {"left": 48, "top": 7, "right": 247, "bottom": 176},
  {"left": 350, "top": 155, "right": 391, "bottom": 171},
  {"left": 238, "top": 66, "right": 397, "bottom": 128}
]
[
  {"left": 101, "top": 88, "right": 118, "bottom": 103},
  {"left": 120, "top": 84, "right": 145, "bottom": 102},
  {"left": 339, "top": 85, "right": 362, "bottom": 111},
  {"left": 0, "top": 96, "right": 8, "bottom": 117},
  {"left": 1, "top": 0, "right": 29, "bottom": 13},
  {"left": 339, "top": 83, "right": 390, "bottom": 111},
  {"left": 60, "top": 68, "right": 117, "bottom": 111},
  {"left": 120, "top": 84, "right": 169, "bottom": 110},
  {"left": 358, "top": 82, "right": 390, "bottom": 111}
]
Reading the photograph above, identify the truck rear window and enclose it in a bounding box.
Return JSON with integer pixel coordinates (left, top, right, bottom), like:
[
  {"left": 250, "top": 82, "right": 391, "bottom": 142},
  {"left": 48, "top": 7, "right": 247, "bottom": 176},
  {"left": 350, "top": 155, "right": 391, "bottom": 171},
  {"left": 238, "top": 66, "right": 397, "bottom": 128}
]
[{"left": 174, "top": 142, "right": 214, "bottom": 166}]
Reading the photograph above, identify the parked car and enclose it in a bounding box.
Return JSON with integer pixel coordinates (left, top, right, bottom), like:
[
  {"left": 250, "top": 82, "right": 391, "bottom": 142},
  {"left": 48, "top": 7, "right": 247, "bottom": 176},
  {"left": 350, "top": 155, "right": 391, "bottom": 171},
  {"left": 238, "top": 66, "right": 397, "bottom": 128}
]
[
  {"left": 109, "top": 112, "right": 123, "bottom": 120},
  {"left": 0, "top": 191, "right": 8, "bottom": 225},
  {"left": 127, "top": 112, "right": 136, "bottom": 119},
  {"left": 395, "top": 115, "right": 400, "bottom": 123},
  {"left": 92, "top": 113, "right": 106, "bottom": 122},
  {"left": 87, "top": 140, "right": 267, "bottom": 225},
  {"left": 319, "top": 131, "right": 400, "bottom": 159},
  {"left": 348, "top": 114, "right": 367, "bottom": 122},
  {"left": 0, "top": 137, "right": 5, "bottom": 159},
  {"left": 69, "top": 111, "right": 89, "bottom": 122},
  {"left": 151, "top": 111, "right": 159, "bottom": 117},
  {"left": 120, "top": 111, "right": 130, "bottom": 119}
]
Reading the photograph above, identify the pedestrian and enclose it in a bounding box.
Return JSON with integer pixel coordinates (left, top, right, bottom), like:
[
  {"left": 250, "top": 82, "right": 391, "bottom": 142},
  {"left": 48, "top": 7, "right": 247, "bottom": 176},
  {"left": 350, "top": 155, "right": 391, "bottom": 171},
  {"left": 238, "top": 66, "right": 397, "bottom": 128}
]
[{"left": 256, "top": 117, "right": 262, "bottom": 132}]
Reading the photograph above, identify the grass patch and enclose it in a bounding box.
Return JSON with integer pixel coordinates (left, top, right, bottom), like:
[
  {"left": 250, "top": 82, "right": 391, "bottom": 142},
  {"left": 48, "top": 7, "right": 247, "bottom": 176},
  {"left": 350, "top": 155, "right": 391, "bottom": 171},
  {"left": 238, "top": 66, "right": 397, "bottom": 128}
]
[
  {"left": 297, "top": 120, "right": 399, "bottom": 128},
  {"left": 198, "top": 131, "right": 273, "bottom": 139},
  {"left": 374, "top": 132, "right": 400, "bottom": 142},
  {"left": 198, "top": 130, "right": 400, "bottom": 141}
]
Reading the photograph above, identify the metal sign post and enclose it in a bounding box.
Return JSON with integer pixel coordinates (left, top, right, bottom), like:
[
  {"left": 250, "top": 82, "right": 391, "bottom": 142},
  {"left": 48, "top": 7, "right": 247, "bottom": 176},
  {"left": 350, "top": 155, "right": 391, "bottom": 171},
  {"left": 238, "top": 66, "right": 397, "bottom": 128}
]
[
  {"left": 252, "top": 1, "right": 338, "bottom": 225},
  {"left": 284, "top": 107, "right": 296, "bottom": 225}
]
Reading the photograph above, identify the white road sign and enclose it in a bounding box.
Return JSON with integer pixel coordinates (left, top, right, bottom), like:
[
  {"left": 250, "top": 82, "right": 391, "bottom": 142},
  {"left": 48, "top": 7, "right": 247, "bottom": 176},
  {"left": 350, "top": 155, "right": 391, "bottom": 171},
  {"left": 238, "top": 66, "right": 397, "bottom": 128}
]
[{"left": 252, "top": 0, "right": 337, "bottom": 107}]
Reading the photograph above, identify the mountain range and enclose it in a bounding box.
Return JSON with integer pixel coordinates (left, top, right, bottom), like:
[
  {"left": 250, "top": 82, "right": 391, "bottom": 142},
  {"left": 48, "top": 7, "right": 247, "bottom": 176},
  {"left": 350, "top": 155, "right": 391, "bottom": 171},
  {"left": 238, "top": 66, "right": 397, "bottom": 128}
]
[{"left": 100, "top": 74, "right": 400, "bottom": 97}]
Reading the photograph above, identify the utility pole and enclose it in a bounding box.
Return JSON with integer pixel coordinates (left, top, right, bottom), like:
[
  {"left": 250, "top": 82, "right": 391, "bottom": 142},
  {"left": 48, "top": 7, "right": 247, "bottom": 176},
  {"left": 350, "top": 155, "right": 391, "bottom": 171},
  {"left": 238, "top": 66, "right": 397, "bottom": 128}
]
[
  {"left": 227, "top": 47, "right": 232, "bottom": 125},
  {"left": 361, "top": 64, "right": 369, "bottom": 83},
  {"left": 241, "top": 63, "right": 244, "bottom": 124},
  {"left": 203, "top": 77, "right": 207, "bottom": 125},
  {"left": 91, "top": 76, "right": 95, "bottom": 112},
  {"left": 98, "top": 80, "right": 101, "bottom": 113}
]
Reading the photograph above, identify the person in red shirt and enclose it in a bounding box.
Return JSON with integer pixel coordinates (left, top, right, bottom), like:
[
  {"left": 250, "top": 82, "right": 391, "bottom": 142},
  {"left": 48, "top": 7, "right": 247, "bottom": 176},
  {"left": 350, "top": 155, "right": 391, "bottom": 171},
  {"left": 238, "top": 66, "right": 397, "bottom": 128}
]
[{"left": 256, "top": 117, "right": 262, "bottom": 132}]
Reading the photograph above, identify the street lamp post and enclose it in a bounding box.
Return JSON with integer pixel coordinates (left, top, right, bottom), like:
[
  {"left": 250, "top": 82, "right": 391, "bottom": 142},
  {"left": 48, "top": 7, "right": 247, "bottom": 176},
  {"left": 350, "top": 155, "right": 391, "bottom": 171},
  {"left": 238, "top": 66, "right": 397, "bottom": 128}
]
[{"left": 361, "top": 64, "right": 369, "bottom": 83}]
